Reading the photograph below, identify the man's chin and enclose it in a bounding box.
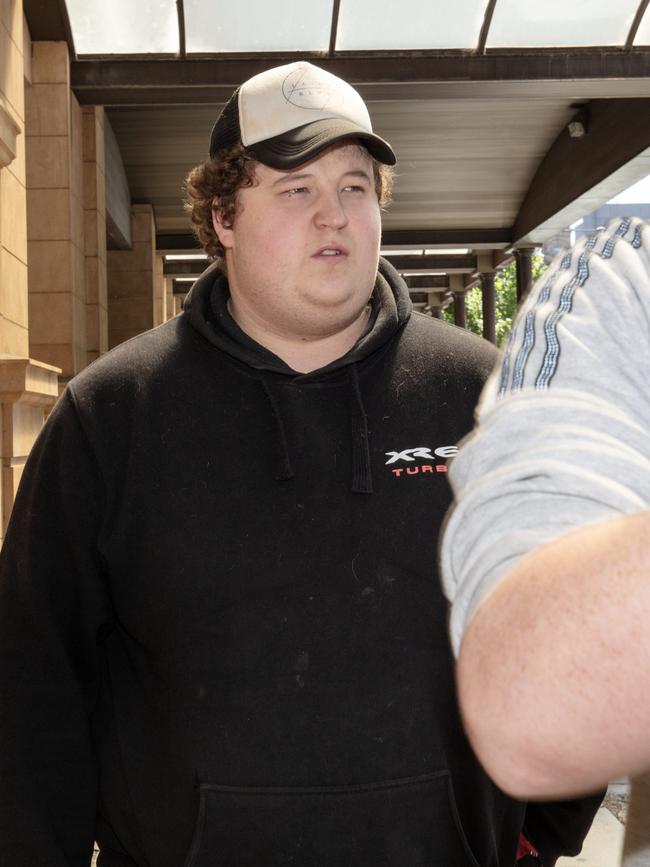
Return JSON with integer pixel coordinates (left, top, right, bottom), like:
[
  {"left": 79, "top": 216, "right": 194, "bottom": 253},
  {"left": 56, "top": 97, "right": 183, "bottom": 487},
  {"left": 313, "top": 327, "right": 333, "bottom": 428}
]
[
  {"left": 292, "top": 298, "right": 372, "bottom": 340},
  {"left": 302, "top": 279, "right": 373, "bottom": 308}
]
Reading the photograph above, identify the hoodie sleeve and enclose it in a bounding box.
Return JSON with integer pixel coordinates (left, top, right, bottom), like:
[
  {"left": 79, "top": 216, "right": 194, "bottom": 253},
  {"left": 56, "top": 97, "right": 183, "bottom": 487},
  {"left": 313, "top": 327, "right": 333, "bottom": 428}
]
[
  {"left": 0, "top": 388, "right": 113, "bottom": 867},
  {"left": 523, "top": 793, "right": 605, "bottom": 866},
  {"left": 440, "top": 216, "right": 650, "bottom": 655}
]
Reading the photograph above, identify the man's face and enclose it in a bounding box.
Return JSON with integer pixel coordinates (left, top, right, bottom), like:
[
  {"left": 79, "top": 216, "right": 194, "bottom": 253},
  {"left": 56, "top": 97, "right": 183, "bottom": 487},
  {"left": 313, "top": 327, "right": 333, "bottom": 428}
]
[{"left": 213, "top": 142, "right": 382, "bottom": 342}]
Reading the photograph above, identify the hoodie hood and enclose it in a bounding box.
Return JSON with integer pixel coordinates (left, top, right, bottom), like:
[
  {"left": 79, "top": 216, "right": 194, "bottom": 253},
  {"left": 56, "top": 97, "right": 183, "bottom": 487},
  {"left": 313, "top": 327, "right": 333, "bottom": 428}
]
[
  {"left": 182, "top": 258, "right": 411, "bottom": 494},
  {"left": 182, "top": 257, "right": 412, "bottom": 379}
]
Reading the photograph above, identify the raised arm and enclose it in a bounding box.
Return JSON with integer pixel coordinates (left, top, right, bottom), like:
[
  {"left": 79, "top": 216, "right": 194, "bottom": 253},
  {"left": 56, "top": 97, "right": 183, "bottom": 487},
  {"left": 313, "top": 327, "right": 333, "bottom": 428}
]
[
  {"left": 458, "top": 509, "right": 650, "bottom": 798},
  {"left": 440, "top": 217, "right": 650, "bottom": 799}
]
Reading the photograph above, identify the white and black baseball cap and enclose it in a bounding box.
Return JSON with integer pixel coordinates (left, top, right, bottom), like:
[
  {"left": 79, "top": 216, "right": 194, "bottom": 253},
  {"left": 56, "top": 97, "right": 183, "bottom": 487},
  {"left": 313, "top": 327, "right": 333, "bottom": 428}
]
[{"left": 209, "top": 61, "right": 396, "bottom": 168}]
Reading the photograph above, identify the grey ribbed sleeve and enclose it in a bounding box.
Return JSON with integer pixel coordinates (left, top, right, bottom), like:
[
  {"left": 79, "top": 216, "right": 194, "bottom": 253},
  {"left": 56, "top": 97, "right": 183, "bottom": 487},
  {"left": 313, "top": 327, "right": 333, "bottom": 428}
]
[{"left": 440, "top": 216, "right": 650, "bottom": 656}]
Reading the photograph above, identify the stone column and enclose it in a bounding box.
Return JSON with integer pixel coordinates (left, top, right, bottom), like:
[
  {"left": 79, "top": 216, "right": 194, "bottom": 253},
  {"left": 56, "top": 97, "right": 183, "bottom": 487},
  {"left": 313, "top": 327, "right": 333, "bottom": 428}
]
[
  {"left": 426, "top": 291, "right": 442, "bottom": 319},
  {"left": 481, "top": 272, "right": 496, "bottom": 344},
  {"left": 515, "top": 247, "right": 534, "bottom": 304},
  {"left": 26, "top": 41, "right": 87, "bottom": 381},
  {"left": 173, "top": 293, "right": 185, "bottom": 315},
  {"left": 107, "top": 203, "right": 156, "bottom": 348},
  {"left": 453, "top": 293, "right": 466, "bottom": 328},
  {"left": 153, "top": 254, "right": 166, "bottom": 326},
  {"left": 82, "top": 105, "right": 108, "bottom": 365},
  {"left": 165, "top": 276, "right": 174, "bottom": 322},
  {"left": 450, "top": 275, "right": 466, "bottom": 329}
]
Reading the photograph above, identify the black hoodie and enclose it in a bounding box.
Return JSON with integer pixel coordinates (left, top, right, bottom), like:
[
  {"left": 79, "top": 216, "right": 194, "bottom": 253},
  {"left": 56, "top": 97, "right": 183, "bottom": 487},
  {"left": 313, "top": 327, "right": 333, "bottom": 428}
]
[{"left": 0, "top": 261, "right": 599, "bottom": 866}]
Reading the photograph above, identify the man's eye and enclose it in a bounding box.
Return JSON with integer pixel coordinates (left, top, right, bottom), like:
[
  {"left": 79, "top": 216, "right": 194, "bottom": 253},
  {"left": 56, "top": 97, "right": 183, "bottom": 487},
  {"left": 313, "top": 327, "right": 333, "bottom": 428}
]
[
  {"left": 285, "top": 187, "right": 308, "bottom": 197},
  {"left": 343, "top": 185, "right": 366, "bottom": 193}
]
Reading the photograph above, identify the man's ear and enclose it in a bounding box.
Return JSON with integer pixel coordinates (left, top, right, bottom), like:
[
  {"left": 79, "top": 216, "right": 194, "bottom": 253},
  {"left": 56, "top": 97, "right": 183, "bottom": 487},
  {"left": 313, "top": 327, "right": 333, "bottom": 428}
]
[{"left": 212, "top": 201, "right": 234, "bottom": 249}]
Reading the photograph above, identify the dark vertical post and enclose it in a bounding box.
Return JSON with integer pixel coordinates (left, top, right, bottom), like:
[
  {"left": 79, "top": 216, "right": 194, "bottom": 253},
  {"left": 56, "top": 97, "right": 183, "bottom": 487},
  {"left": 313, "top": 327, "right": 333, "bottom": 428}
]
[
  {"left": 430, "top": 305, "right": 442, "bottom": 319},
  {"left": 176, "top": 0, "right": 186, "bottom": 57},
  {"left": 481, "top": 272, "right": 496, "bottom": 344},
  {"left": 453, "top": 291, "right": 466, "bottom": 329},
  {"left": 515, "top": 248, "right": 533, "bottom": 304},
  {"left": 329, "top": 0, "right": 342, "bottom": 54}
]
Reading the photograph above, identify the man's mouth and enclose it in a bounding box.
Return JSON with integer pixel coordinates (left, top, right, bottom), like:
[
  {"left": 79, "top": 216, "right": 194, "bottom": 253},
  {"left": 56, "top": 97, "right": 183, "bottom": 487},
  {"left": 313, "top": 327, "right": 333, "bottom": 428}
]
[{"left": 314, "top": 245, "right": 348, "bottom": 257}]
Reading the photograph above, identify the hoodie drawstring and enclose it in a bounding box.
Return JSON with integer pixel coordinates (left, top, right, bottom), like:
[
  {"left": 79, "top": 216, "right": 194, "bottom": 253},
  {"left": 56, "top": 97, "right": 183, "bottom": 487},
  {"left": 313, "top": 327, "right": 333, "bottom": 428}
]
[
  {"left": 349, "top": 364, "right": 373, "bottom": 495},
  {"left": 258, "top": 367, "right": 373, "bottom": 494},
  {"left": 258, "top": 373, "right": 295, "bottom": 482}
]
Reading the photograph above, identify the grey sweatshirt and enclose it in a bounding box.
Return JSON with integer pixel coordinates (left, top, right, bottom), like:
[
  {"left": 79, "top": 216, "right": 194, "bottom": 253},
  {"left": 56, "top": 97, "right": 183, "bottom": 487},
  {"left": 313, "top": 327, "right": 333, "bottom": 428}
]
[{"left": 440, "top": 216, "right": 650, "bottom": 866}]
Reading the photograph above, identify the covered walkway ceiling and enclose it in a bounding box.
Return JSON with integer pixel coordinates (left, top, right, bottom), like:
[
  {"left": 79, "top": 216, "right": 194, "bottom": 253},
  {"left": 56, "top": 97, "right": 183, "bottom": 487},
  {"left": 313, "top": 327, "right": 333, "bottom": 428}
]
[{"left": 24, "top": 1, "right": 650, "bottom": 261}]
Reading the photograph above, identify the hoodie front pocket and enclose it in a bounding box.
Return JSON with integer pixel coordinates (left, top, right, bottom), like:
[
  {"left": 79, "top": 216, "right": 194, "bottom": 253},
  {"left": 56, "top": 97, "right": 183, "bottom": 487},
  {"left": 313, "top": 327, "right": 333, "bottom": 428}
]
[{"left": 183, "top": 770, "right": 479, "bottom": 867}]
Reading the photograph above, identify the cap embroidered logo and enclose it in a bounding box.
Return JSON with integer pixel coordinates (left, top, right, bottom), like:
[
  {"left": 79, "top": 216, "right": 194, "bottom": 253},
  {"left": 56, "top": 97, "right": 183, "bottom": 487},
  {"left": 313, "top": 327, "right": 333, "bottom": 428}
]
[{"left": 282, "top": 67, "right": 345, "bottom": 112}]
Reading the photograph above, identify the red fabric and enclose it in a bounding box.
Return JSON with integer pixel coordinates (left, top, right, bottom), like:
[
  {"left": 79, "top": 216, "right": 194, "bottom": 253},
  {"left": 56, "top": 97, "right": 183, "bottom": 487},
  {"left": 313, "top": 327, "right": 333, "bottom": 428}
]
[{"left": 517, "top": 831, "right": 540, "bottom": 860}]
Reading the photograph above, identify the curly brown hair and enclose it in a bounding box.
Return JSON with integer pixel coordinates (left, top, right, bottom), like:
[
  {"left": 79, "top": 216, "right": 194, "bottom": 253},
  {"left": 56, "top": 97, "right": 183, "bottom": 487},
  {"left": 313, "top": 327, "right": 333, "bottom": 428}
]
[{"left": 184, "top": 142, "right": 394, "bottom": 267}]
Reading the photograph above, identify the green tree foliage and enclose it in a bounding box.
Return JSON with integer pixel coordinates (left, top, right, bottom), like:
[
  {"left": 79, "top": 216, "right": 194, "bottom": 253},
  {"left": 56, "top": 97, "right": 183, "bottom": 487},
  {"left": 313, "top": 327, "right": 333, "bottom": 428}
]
[{"left": 441, "top": 251, "right": 546, "bottom": 347}]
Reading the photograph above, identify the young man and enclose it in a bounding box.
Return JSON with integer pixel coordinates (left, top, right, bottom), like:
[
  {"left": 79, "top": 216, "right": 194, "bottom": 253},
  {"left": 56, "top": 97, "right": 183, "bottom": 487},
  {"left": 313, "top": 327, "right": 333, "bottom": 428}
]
[
  {"left": 0, "top": 61, "right": 598, "bottom": 865},
  {"left": 441, "top": 217, "right": 650, "bottom": 865}
]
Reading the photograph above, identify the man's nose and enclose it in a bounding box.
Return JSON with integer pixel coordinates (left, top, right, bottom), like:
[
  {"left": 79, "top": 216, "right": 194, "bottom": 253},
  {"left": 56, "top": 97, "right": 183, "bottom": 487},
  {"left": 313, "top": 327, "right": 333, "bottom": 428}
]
[{"left": 314, "top": 192, "right": 349, "bottom": 229}]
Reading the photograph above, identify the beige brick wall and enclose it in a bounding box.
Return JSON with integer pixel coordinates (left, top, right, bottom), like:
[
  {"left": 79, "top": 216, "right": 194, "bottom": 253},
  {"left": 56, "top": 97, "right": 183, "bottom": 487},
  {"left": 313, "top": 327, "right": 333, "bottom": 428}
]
[
  {"left": 26, "top": 41, "right": 87, "bottom": 379},
  {"left": 0, "top": 0, "right": 29, "bottom": 358},
  {"left": 0, "top": 10, "right": 61, "bottom": 535}
]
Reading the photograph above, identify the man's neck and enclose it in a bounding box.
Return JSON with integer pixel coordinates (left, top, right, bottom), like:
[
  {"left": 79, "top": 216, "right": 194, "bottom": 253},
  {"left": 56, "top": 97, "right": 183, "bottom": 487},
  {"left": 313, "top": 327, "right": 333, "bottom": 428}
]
[{"left": 227, "top": 300, "right": 371, "bottom": 374}]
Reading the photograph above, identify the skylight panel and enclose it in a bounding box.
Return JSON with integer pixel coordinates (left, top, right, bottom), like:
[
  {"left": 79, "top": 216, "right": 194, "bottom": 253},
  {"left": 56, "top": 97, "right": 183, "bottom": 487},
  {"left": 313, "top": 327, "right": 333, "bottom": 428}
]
[
  {"left": 336, "top": 0, "right": 487, "bottom": 50},
  {"left": 184, "top": 0, "right": 333, "bottom": 53},
  {"left": 65, "top": 0, "right": 179, "bottom": 55},
  {"left": 487, "top": 0, "right": 641, "bottom": 48}
]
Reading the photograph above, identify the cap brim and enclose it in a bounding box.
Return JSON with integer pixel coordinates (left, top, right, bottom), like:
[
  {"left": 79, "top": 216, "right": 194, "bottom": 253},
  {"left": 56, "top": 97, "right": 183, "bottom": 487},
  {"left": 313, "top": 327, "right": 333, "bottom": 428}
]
[{"left": 247, "top": 118, "right": 396, "bottom": 168}]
